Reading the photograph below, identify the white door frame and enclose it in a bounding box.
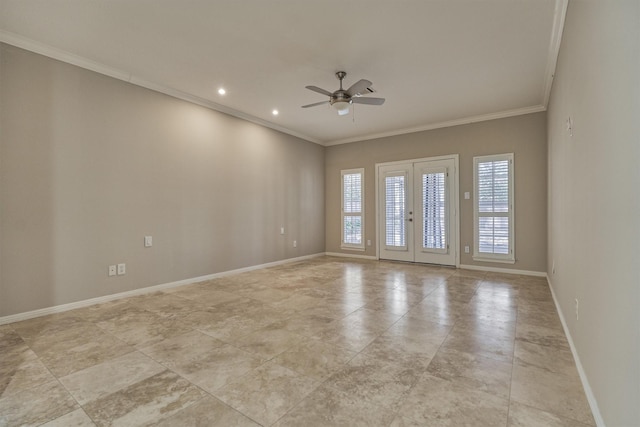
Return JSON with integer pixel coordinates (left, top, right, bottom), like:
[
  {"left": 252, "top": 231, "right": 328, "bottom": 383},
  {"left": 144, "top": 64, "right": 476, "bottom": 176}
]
[{"left": 375, "top": 154, "right": 460, "bottom": 267}]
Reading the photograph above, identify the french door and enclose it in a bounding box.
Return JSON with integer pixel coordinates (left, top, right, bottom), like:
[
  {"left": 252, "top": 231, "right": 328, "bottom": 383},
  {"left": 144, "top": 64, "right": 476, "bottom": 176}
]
[{"left": 378, "top": 157, "right": 458, "bottom": 266}]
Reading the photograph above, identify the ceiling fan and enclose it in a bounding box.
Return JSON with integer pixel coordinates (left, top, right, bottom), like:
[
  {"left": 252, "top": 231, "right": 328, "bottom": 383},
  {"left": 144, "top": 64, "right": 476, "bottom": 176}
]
[{"left": 302, "top": 71, "right": 385, "bottom": 116}]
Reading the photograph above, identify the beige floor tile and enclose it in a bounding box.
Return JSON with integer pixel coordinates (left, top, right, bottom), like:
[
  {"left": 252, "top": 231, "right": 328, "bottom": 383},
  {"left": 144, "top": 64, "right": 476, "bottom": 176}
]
[
  {"left": 406, "top": 298, "right": 467, "bottom": 325},
  {"left": 517, "top": 306, "right": 563, "bottom": 330},
  {"left": 515, "top": 322, "right": 570, "bottom": 349},
  {"left": 59, "top": 351, "right": 164, "bottom": 405},
  {"left": 139, "top": 330, "right": 225, "bottom": 362},
  {"left": 514, "top": 340, "right": 578, "bottom": 376},
  {"left": 384, "top": 316, "right": 452, "bottom": 341},
  {"left": 10, "top": 312, "right": 91, "bottom": 342},
  {"left": 241, "top": 287, "right": 293, "bottom": 304},
  {"left": 508, "top": 401, "right": 594, "bottom": 427},
  {"left": 338, "top": 307, "right": 404, "bottom": 332},
  {"left": 441, "top": 324, "right": 515, "bottom": 363},
  {"left": 453, "top": 315, "right": 516, "bottom": 340},
  {"left": 155, "top": 396, "right": 261, "bottom": 427},
  {"left": 426, "top": 347, "right": 513, "bottom": 399},
  {"left": 0, "top": 380, "right": 78, "bottom": 427},
  {"left": 2, "top": 257, "right": 594, "bottom": 426},
  {"left": 196, "top": 313, "right": 275, "bottom": 342},
  {"left": 272, "top": 293, "right": 327, "bottom": 312},
  {"left": 96, "top": 309, "right": 192, "bottom": 349},
  {"left": 232, "top": 324, "right": 308, "bottom": 359},
  {"left": 463, "top": 300, "right": 518, "bottom": 323},
  {"left": 39, "top": 409, "right": 96, "bottom": 427},
  {"left": 142, "top": 331, "right": 264, "bottom": 392},
  {"left": 272, "top": 339, "right": 356, "bottom": 380},
  {"left": 302, "top": 300, "right": 363, "bottom": 319},
  {"left": 517, "top": 298, "right": 558, "bottom": 313},
  {"left": 0, "top": 325, "right": 25, "bottom": 352},
  {"left": 360, "top": 333, "right": 442, "bottom": 368},
  {"left": 313, "top": 321, "right": 382, "bottom": 353},
  {"left": 363, "top": 296, "right": 416, "bottom": 315},
  {"left": 133, "top": 291, "right": 209, "bottom": 319},
  {"left": 82, "top": 370, "right": 205, "bottom": 427},
  {"left": 453, "top": 268, "right": 487, "bottom": 279},
  {"left": 391, "top": 374, "right": 509, "bottom": 427},
  {"left": 511, "top": 363, "right": 594, "bottom": 425},
  {"left": 323, "top": 353, "right": 421, "bottom": 412},
  {"left": 273, "top": 384, "right": 397, "bottom": 427},
  {"left": 1, "top": 346, "right": 56, "bottom": 398},
  {"left": 213, "top": 360, "right": 318, "bottom": 426},
  {"left": 268, "top": 312, "right": 336, "bottom": 337},
  {"left": 31, "top": 328, "right": 134, "bottom": 377}
]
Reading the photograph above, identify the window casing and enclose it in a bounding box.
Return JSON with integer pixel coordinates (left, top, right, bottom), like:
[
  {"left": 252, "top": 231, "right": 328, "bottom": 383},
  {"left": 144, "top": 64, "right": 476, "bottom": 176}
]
[
  {"left": 473, "top": 154, "right": 515, "bottom": 263},
  {"left": 341, "top": 168, "right": 364, "bottom": 250}
]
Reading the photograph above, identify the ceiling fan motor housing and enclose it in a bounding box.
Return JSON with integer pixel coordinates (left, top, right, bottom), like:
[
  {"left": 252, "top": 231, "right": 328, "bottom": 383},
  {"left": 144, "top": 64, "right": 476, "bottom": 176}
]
[{"left": 331, "top": 91, "right": 351, "bottom": 105}]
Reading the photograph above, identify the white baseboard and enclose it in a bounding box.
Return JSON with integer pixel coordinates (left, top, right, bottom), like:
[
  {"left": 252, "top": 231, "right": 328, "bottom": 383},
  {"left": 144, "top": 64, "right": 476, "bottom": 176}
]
[
  {"left": 458, "top": 264, "right": 547, "bottom": 277},
  {"left": 325, "top": 252, "right": 378, "bottom": 260},
  {"left": 547, "top": 277, "right": 605, "bottom": 427},
  {"left": 0, "top": 253, "right": 325, "bottom": 326}
]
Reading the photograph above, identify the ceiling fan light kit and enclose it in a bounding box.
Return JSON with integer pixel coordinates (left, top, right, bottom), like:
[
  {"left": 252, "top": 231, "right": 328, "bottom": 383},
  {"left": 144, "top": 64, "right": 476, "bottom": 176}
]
[{"left": 302, "top": 71, "right": 385, "bottom": 116}]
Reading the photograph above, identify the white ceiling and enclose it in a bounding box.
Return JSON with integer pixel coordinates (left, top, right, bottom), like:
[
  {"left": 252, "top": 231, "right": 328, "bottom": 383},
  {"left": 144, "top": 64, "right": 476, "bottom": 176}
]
[{"left": 0, "top": 0, "right": 565, "bottom": 145}]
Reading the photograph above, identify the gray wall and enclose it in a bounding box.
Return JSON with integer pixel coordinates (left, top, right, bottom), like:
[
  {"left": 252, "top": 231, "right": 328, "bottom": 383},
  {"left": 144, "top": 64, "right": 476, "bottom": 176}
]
[
  {"left": 0, "top": 44, "right": 325, "bottom": 317},
  {"left": 325, "top": 112, "right": 547, "bottom": 273},
  {"left": 547, "top": 1, "right": 640, "bottom": 425}
]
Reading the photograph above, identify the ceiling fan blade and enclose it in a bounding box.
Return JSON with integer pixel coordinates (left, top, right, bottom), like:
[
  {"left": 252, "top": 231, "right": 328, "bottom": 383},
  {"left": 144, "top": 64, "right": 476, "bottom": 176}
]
[
  {"left": 346, "top": 79, "right": 372, "bottom": 96},
  {"left": 305, "top": 86, "right": 333, "bottom": 96},
  {"left": 301, "top": 100, "right": 330, "bottom": 108},
  {"left": 351, "top": 97, "right": 385, "bottom": 105}
]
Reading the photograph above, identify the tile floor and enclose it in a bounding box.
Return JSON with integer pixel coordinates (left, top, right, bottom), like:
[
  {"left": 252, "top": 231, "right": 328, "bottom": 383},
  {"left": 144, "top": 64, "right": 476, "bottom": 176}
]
[{"left": 0, "top": 257, "right": 595, "bottom": 426}]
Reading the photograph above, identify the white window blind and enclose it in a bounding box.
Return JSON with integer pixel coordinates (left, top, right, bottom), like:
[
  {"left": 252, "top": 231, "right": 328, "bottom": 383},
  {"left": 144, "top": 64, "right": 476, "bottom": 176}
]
[
  {"left": 473, "top": 154, "right": 514, "bottom": 263},
  {"left": 385, "top": 175, "right": 406, "bottom": 247},
  {"left": 341, "top": 169, "right": 364, "bottom": 249},
  {"left": 422, "top": 172, "right": 446, "bottom": 250}
]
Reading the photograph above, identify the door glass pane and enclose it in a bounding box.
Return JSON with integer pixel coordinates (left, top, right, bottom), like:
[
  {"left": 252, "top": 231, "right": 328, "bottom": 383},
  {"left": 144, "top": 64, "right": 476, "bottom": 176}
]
[
  {"left": 385, "top": 175, "right": 406, "bottom": 247},
  {"left": 422, "top": 172, "right": 446, "bottom": 249}
]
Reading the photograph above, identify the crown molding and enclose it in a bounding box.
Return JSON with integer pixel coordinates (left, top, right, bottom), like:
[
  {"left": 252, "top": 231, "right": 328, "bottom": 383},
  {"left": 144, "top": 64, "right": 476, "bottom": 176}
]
[
  {"left": 324, "top": 105, "right": 547, "bottom": 146},
  {"left": 0, "top": 30, "right": 322, "bottom": 146}
]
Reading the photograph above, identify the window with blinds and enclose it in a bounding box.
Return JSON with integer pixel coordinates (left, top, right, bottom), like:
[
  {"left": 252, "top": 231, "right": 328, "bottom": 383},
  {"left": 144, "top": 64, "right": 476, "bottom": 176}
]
[
  {"left": 422, "top": 172, "right": 446, "bottom": 250},
  {"left": 385, "top": 174, "right": 406, "bottom": 248},
  {"left": 341, "top": 169, "right": 364, "bottom": 249},
  {"left": 473, "top": 154, "right": 514, "bottom": 263}
]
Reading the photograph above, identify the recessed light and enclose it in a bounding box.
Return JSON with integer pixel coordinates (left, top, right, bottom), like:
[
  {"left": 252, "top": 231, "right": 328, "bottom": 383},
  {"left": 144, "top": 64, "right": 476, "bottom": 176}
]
[
  {"left": 272, "top": 109, "right": 279, "bottom": 116},
  {"left": 218, "top": 88, "right": 226, "bottom": 95}
]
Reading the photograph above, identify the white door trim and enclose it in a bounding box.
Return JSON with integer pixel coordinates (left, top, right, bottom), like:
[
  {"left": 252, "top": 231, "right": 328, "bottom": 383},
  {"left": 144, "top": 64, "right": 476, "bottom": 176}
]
[{"left": 375, "top": 154, "right": 460, "bottom": 267}]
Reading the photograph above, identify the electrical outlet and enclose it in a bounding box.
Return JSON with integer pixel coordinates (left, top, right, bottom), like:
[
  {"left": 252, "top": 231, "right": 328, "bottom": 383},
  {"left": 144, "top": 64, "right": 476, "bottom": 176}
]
[
  {"left": 293, "top": 240, "right": 297, "bottom": 248},
  {"left": 464, "top": 245, "right": 470, "bottom": 254},
  {"left": 144, "top": 236, "right": 153, "bottom": 247},
  {"left": 575, "top": 298, "right": 579, "bottom": 320},
  {"left": 117, "top": 263, "right": 126, "bottom": 275},
  {"left": 280, "top": 227, "right": 285, "bottom": 235},
  {"left": 367, "top": 239, "right": 372, "bottom": 246},
  {"left": 108, "top": 265, "right": 117, "bottom": 276}
]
